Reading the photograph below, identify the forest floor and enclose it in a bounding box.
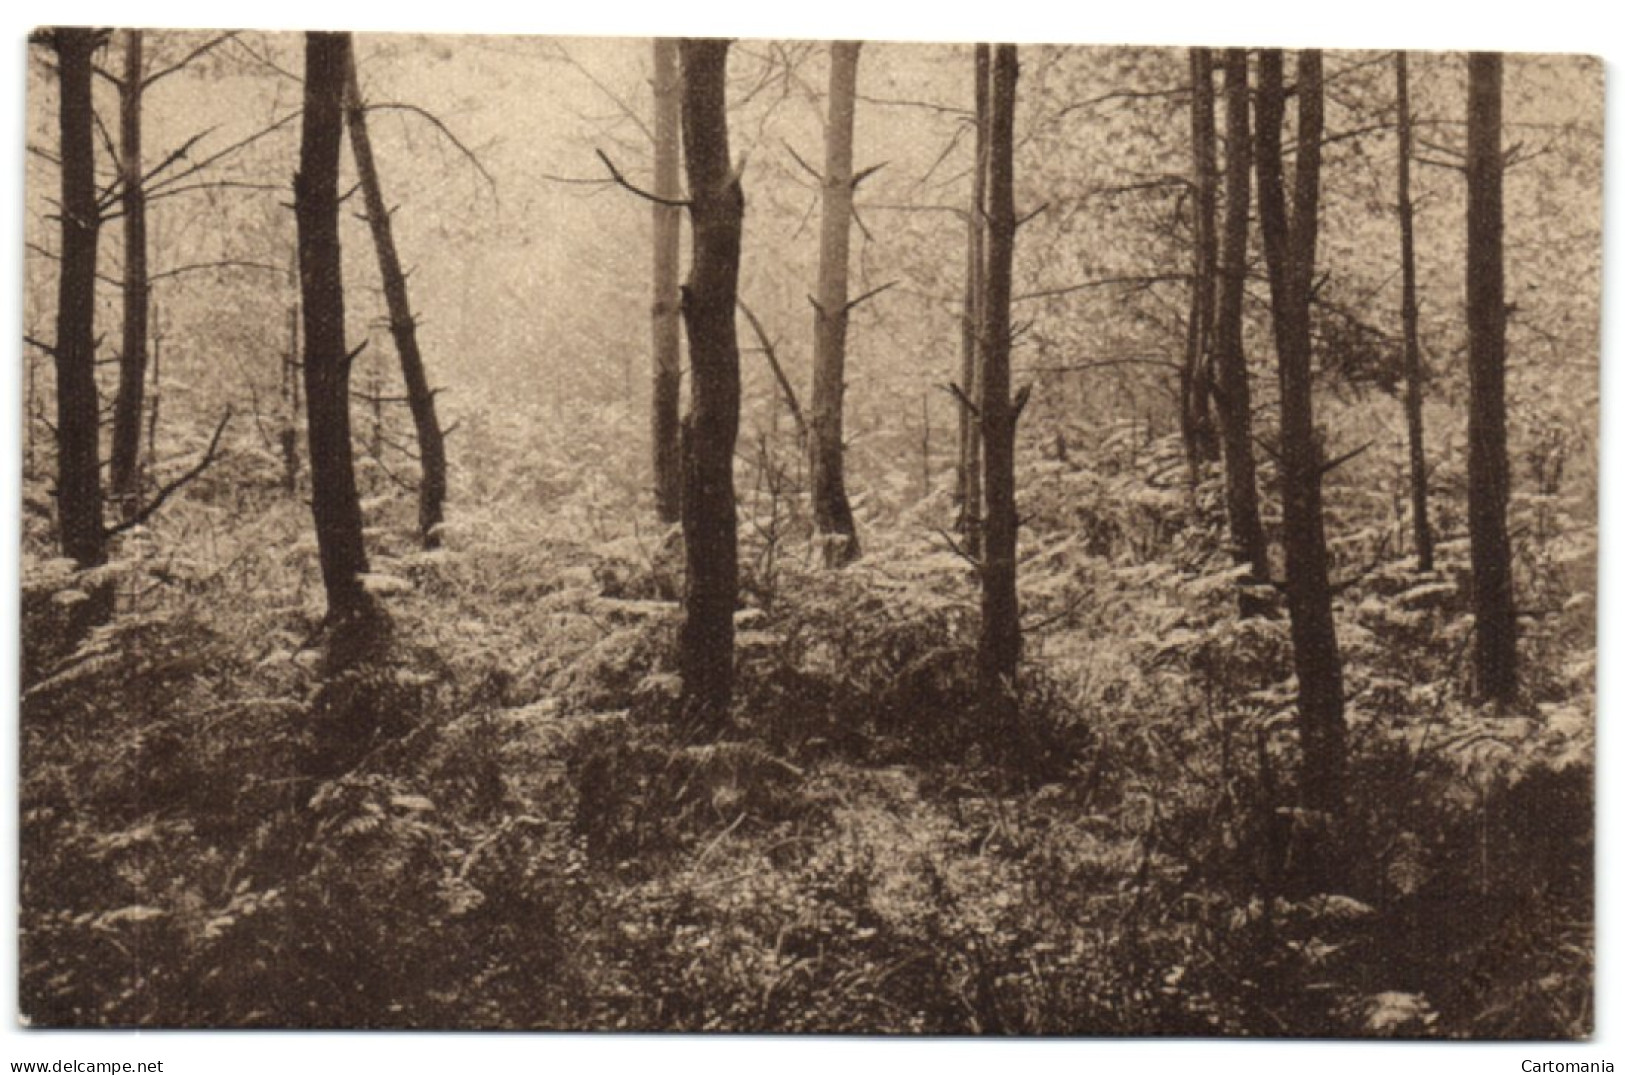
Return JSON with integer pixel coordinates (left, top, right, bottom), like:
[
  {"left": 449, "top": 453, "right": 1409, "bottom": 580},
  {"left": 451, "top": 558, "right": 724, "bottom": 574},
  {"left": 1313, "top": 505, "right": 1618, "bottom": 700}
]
[{"left": 17, "top": 399, "right": 1595, "bottom": 1034}]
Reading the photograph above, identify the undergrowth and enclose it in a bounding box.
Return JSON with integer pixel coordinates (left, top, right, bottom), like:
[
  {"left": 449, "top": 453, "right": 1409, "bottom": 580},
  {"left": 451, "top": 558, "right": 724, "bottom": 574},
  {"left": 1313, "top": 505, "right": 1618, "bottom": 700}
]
[{"left": 18, "top": 397, "right": 1594, "bottom": 1035}]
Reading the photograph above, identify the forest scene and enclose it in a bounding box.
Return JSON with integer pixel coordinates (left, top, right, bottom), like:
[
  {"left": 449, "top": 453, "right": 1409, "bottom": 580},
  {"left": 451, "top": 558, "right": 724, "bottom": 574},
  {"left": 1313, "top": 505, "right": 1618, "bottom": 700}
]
[{"left": 16, "top": 27, "right": 1602, "bottom": 1037}]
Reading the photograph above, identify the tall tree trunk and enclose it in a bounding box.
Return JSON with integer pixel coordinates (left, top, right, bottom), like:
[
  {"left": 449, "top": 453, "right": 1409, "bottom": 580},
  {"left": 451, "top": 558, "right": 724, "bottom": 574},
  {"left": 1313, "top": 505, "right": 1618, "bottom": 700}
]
[
  {"left": 1214, "top": 48, "right": 1270, "bottom": 618},
  {"left": 956, "top": 43, "right": 990, "bottom": 560},
  {"left": 281, "top": 253, "right": 301, "bottom": 494},
  {"left": 344, "top": 42, "right": 449, "bottom": 549},
  {"left": 810, "top": 40, "right": 863, "bottom": 566},
  {"left": 296, "top": 31, "right": 370, "bottom": 619},
  {"left": 651, "top": 38, "right": 684, "bottom": 525},
  {"left": 1396, "top": 52, "right": 1434, "bottom": 574},
  {"left": 677, "top": 38, "right": 744, "bottom": 732},
  {"left": 50, "top": 28, "right": 106, "bottom": 574},
  {"left": 110, "top": 29, "right": 148, "bottom": 520},
  {"left": 978, "top": 44, "right": 1023, "bottom": 732},
  {"left": 1466, "top": 52, "right": 1517, "bottom": 704},
  {"left": 1255, "top": 49, "right": 1346, "bottom": 821},
  {"left": 1181, "top": 46, "right": 1221, "bottom": 482}
]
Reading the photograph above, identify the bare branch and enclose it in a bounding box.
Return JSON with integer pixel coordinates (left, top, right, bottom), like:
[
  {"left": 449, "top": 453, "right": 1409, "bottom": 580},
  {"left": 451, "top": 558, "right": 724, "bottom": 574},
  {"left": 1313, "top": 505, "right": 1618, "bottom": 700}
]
[
  {"left": 142, "top": 32, "right": 238, "bottom": 89},
  {"left": 106, "top": 409, "right": 234, "bottom": 537},
  {"left": 358, "top": 101, "right": 497, "bottom": 193},
  {"left": 939, "top": 381, "right": 981, "bottom": 420},
  {"left": 596, "top": 148, "right": 690, "bottom": 208},
  {"left": 147, "top": 259, "right": 286, "bottom": 285},
  {"left": 1014, "top": 272, "right": 1186, "bottom": 303},
  {"left": 851, "top": 161, "right": 887, "bottom": 189},
  {"left": 738, "top": 299, "right": 808, "bottom": 440},
  {"left": 1318, "top": 439, "right": 1375, "bottom": 478},
  {"left": 146, "top": 111, "right": 299, "bottom": 197},
  {"left": 845, "top": 280, "right": 897, "bottom": 313},
  {"left": 1015, "top": 202, "right": 1049, "bottom": 229},
  {"left": 781, "top": 139, "right": 823, "bottom": 184}
]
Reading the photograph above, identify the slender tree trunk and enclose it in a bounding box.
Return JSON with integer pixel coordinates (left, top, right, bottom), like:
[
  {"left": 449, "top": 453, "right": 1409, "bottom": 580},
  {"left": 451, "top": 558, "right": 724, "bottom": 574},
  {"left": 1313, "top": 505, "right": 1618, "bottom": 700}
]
[
  {"left": 809, "top": 41, "right": 864, "bottom": 566},
  {"left": 344, "top": 43, "right": 449, "bottom": 549},
  {"left": 1214, "top": 48, "right": 1270, "bottom": 618},
  {"left": 651, "top": 38, "right": 684, "bottom": 525},
  {"left": 978, "top": 44, "right": 1023, "bottom": 732},
  {"left": 1396, "top": 52, "right": 1434, "bottom": 574},
  {"left": 51, "top": 28, "right": 106, "bottom": 574},
  {"left": 296, "top": 31, "right": 371, "bottom": 619},
  {"left": 957, "top": 43, "right": 990, "bottom": 560},
  {"left": 1466, "top": 52, "right": 1517, "bottom": 704},
  {"left": 281, "top": 255, "right": 301, "bottom": 494},
  {"left": 1255, "top": 49, "right": 1346, "bottom": 820},
  {"left": 677, "top": 38, "right": 743, "bottom": 732},
  {"left": 1181, "top": 46, "right": 1221, "bottom": 482},
  {"left": 110, "top": 29, "right": 148, "bottom": 520}
]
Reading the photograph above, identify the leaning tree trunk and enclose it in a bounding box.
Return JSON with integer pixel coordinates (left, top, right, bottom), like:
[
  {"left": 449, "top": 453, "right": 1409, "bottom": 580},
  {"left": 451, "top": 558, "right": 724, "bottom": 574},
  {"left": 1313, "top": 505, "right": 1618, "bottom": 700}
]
[
  {"left": 110, "top": 29, "right": 148, "bottom": 520},
  {"left": 1466, "top": 51, "right": 1517, "bottom": 704},
  {"left": 956, "top": 43, "right": 990, "bottom": 560},
  {"left": 978, "top": 44, "right": 1024, "bottom": 734},
  {"left": 1255, "top": 49, "right": 1346, "bottom": 822},
  {"left": 809, "top": 40, "right": 864, "bottom": 567},
  {"left": 1214, "top": 47, "right": 1270, "bottom": 618},
  {"left": 651, "top": 37, "right": 684, "bottom": 525},
  {"left": 1396, "top": 51, "right": 1434, "bottom": 574},
  {"left": 343, "top": 42, "right": 449, "bottom": 550},
  {"left": 1181, "top": 46, "right": 1221, "bottom": 482},
  {"left": 50, "top": 28, "right": 106, "bottom": 575},
  {"left": 296, "top": 31, "right": 371, "bottom": 619},
  {"left": 677, "top": 38, "right": 744, "bottom": 733}
]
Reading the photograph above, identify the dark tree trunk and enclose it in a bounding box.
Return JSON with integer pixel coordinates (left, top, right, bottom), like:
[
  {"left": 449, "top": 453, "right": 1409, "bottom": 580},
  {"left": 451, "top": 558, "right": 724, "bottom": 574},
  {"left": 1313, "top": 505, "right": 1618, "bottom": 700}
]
[
  {"left": 1396, "top": 51, "right": 1434, "bottom": 574},
  {"left": 110, "top": 29, "right": 148, "bottom": 519},
  {"left": 296, "top": 31, "right": 371, "bottom": 619},
  {"left": 1466, "top": 51, "right": 1517, "bottom": 704},
  {"left": 1214, "top": 48, "right": 1270, "bottom": 618},
  {"left": 978, "top": 44, "right": 1023, "bottom": 730},
  {"left": 1181, "top": 46, "right": 1221, "bottom": 481},
  {"left": 810, "top": 40, "right": 863, "bottom": 567},
  {"left": 956, "top": 43, "right": 990, "bottom": 560},
  {"left": 1255, "top": 49, "right": 1346, "bottom": 820},
  {"left": 281, "top": 255, "right": 301, "bottom": 494},
  {"left": 50, "top": 28, "right": 107, "bottom": 574},
  {"left": 344, "top": 43, "right": 449, "bottom": 550},
  {"left": 651, "top": 37, "right": 684, "bottom": 525},
  {"left": 677, "top": 39, "right": 743, "bottom": 733}
]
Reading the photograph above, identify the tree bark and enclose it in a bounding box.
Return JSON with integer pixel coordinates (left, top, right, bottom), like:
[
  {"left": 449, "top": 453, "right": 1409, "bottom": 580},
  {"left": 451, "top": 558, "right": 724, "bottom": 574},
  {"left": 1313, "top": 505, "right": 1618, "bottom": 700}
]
[
  {"left": 50, "top": 28, "right": 107, "bottom": 574},
  {"left": 1214, "top": 48, "right": 1270, "bottom": 618},
  {"left": 810, "top": 40, "right": 864, "bottom": 567},
  {"left": 296, "top": 31, "right": 371, "bottom": 619},
  {"left": 677, "top": 38, "right": 743, "bottom": 732},
  {"left": 978, "top": 44, "right": 1022, "bottom": 731},
  {"left": 110, "top": 29, "right": 148, "bottom": 520},
  {"left": 651, "top": 38, "right": 684, "bottom": 525},
  {"left": 1396, "top": 51, "right": 1434, "bottom": 574},
  {"left": 1181, "top": 46, "right": 1221, "bottom": 481},
  {"left": 1255, "top": 49, "right": 1346, "bottom": 819},
  {"left": 1466, "top": 51, "right": 1517, "bottom": 704},
  {"left": 344, "top": 41, "right": 449, "bottom": 549},
  {"left": 956, "top": 43, "right": 990, "bottom": 560}
]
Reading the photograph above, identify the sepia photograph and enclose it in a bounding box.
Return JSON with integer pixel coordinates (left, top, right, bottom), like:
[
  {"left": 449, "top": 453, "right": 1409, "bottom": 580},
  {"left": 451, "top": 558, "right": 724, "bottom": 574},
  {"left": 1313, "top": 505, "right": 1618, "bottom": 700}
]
[{"left": 7, "top": 0, "right": 1612, "bottom": 1066}]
